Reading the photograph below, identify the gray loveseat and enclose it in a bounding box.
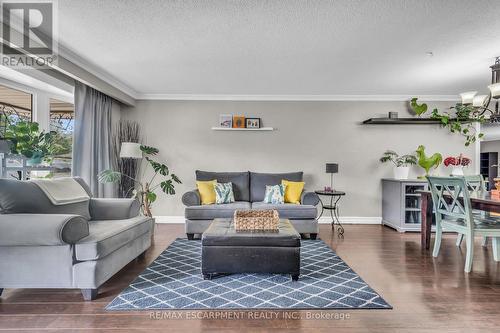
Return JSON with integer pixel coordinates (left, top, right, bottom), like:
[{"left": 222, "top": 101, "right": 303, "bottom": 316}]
[
  {"left": 182, "top": 171, "right": 319, "bottom": 239},
  {"left": 0, "top": 178, "right": 154, "bottom": 301}
]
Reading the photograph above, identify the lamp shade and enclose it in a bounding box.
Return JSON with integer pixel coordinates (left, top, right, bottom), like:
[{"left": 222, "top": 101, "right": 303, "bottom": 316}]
[
  {"left": 460, "top": 91, "right": 477, "bottom": 105},
  {"left": 326, "top": 163, "right": 338, "bottom": 174},
  {"left": 472, "top": 94, "right": 489, "bottom": 107},
  {"left": 120, "top": 142, "right": 142, "bottom": 159},
  {"left": 489, "top": 83, "right": 500, "bottom": 98}
]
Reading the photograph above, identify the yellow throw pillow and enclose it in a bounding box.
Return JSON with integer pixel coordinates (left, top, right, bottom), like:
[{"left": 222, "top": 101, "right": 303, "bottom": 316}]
[
  {"left": 281, "top": 180, "right": 305, "bottom": 204},
  {"left": 196, "top": 180, "right": 217, "bottom": 205}
]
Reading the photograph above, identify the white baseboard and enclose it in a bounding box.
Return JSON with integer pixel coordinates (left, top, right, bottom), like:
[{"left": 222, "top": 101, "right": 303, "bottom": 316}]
[
  {"left": 154, "top": 216, "right": 382, "bottom": 225},
  {"left": 318, "top": 216, "right": 381, "bottom": 224}
]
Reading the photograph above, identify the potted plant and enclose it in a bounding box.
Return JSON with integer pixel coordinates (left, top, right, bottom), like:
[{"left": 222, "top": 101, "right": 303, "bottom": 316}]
[
  {"left": 98, "top": 145, "right": 181, "bottom": 217},
  {"left": 410, "top": 98, "right": 485, "bottom": 147},
  {"left": 443, "top": 154, "right": 471, "bottom": 176},
  {"left": 380, "top": 150, "right": 417, "bottom": 179},
  {"left": 3, "top": 120, "right": 69, "bottom": 166}
]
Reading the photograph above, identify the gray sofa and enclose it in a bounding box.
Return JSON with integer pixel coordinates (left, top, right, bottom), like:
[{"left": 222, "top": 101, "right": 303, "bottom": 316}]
[
  {"left": 182, "top": 171, "right": 319, "bottom": 239},
  {"left": 0, "top": 178, "right": 154, "bottom": 301}
]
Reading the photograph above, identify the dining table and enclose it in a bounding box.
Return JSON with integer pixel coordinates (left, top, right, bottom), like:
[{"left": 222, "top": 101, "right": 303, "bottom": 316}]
[{"left": 419, "top": 190, "right": 500, "bottom": 250}]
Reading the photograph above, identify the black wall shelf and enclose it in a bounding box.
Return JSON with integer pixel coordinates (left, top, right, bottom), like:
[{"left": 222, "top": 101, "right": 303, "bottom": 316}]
[{"left": 362, "top": 117, "right": 471, "bottom": 125}]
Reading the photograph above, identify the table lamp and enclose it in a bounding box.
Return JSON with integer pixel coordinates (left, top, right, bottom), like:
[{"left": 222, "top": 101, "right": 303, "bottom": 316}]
[
  {"left": 325, "top": 163, "right": 338, "bottom": 191},
  {"left": 120, "top": 142, "right": 143, "bottom": 159}
]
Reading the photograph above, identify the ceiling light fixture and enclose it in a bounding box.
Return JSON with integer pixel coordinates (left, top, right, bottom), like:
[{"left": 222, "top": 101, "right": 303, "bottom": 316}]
[{"left": 460, "top": 57, "right": 500, "bottom": 123}]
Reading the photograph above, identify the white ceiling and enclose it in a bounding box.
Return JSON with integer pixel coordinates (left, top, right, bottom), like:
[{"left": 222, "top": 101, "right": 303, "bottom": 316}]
[{"left": 57, "top": 0, "right": 500, "bottom": 99}]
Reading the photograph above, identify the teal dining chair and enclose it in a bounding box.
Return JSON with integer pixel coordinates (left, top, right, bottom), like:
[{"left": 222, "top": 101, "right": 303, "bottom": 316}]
[
  {"left": 463, "top": 174, "right": 486, "bottom": 192},
  {"left": 428, "top": 176, "right": 500, "bottom": 273},
  {"left": 454, "top": 175, "right": 489, "bottom": 247}
]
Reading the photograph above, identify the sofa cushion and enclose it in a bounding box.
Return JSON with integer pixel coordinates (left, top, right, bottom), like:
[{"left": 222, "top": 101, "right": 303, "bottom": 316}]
[
  {"left": 251, "top": 202, "right": 317, "bottom": 219},
  {"left": 196, "top": 170, "right": 250, "bottom": 202},
  {"left": 250, "top": 172, "right": 303, "bottom": 202},
  {"left": 0, "top": 178, "right": 91, "bottom": 220},
  {"left": 75, "top": 216, "right": 153, "bottom": 261},
  {"left": 185, "top": 201, "right": 251, "bottom": 220}
]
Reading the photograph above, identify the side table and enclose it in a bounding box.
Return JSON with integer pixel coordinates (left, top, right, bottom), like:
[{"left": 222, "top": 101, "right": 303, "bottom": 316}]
[{"left": 315, "top": 190, "right": 346, "bottom": 237}]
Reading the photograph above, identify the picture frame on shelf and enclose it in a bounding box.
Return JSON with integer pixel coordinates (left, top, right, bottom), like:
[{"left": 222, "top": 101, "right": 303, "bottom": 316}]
[
  {"left": 233, "top": 115, "right": 246, "bottom": 128},
  {"left": 246, "top": 118, "right": 261, "bottom": 129},
  {"left": 219, "top": 114, "right": 233, "bottom": 128}
]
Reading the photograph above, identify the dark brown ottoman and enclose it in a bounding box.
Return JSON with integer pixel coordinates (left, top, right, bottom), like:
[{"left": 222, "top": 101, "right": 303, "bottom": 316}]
[{"left": 201, "top": 218, "right": 301, "bottom": 281}]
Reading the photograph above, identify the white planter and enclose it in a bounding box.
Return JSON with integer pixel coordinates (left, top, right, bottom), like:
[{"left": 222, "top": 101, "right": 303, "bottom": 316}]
[
  {"left": 393, "top": 166, "right": 410, "bottom": 180},
  {"left": 450, "top": 166, "right": 464, "bottom": 176}
]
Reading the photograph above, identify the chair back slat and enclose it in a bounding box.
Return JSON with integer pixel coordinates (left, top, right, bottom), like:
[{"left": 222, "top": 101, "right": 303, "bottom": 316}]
[
  {"left": 427, "top": 176, "right": 474, "bottom": 227},
  {"left": 455, "top": 174, "right": 486, "bottom": 193}
]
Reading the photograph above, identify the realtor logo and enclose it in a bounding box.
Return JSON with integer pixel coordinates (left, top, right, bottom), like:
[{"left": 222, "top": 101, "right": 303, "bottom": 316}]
[{"left": 1, "top": 0, "right": 57, "bottom": 68}]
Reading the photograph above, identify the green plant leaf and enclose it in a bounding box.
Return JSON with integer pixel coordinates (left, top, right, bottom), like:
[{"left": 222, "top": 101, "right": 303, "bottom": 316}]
[
  {"left": 171, "top": 173, "right": 182, "bottom": 184},
  {"left": 146, "top": 157, "right": 169, "bottom": 176},
  {"left": 98, "top": 169, "right": 122, "bottom": 183},
  {"left": 146, "top": 191, "right": 157, "bottom": 203},
  {"left": 160, "top": 179, "right": 175, "bottom": 195},
  {"left": 140, "top": 145, "right": 159, "bottom": 155}
]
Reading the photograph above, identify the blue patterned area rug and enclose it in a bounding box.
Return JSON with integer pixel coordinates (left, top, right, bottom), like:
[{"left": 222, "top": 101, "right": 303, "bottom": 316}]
[{"left": 106, "top": 239, "right": 391, "bottom": 310}]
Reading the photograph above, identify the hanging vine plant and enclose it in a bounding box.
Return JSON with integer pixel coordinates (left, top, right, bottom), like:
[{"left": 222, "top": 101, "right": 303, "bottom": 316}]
[{"left": 411, "top": 98, "right": 485, "bottom": 146}]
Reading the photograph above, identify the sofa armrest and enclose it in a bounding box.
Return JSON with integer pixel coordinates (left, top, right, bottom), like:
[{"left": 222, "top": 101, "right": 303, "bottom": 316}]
[
  {"left": 182, "top": 189, "right": 201, "bottom": 206},
  {"left": 301, "top": 191, "right": 320, "bottom": 206},
  {"left": 89, "top": 198, "right": 140, "bottom": 220},
  {"left": 0, "top": 214, "right": 89, "bottom": 246}
]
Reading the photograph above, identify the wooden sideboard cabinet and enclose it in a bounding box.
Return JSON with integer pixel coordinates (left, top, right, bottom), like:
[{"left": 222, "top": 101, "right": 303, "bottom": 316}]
[{"left": 382, "top": 178, "right": 429, "bottom": 232}]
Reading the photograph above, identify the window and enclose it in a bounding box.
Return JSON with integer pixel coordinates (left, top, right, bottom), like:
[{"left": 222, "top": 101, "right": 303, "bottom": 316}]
[
  {"left": 49, "top": 98, "right": 74, "bottom": 178},
  {"left": 0, "top": 84, "right": 74, "bottom": 180},
  {"left": 0, "top": 84, "right": 32, "bottom": 137},
  {"left": 0, "top": 85, "right": 33, "bottom": 179}
]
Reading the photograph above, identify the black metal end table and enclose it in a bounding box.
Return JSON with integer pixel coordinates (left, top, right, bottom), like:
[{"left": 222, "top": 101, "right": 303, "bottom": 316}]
[{"left": 315, "top": 190, "right": 346, "bottom": 237}]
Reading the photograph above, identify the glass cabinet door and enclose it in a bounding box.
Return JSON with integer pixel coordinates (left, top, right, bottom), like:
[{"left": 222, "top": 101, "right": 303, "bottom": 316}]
[{"left": 403, "top": 184, "right": 427, "bottom": 225}]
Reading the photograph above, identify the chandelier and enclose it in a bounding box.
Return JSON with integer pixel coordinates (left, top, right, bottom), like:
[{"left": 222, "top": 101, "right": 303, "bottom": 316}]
[{"left": 459, "top": 57, "right": 500, "bottom": 123}]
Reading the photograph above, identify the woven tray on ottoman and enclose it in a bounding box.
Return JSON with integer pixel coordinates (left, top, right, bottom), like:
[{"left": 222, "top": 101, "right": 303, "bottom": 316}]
[{"left": 234, "top": 209, "right": 279, "bottom": 231}]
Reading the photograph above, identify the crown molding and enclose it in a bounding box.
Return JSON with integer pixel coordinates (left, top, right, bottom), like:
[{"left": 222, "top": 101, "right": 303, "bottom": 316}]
[
  {"left": 56, "top": 45, "right": 139, "bottom": 100},
  {"left": 0, "top": 66, "right": 73, "bottom": 100},
  {"left": 0, "top": 23, "right": 137, "bottom": 105},
  {"left": 137, "top": 94, "right": 460, "bottom": 102}
]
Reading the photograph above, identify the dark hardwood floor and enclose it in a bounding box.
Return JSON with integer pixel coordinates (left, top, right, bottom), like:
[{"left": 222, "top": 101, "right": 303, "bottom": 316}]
[{"left": 2, "top": 224, "right": 500, "bottom": 332}]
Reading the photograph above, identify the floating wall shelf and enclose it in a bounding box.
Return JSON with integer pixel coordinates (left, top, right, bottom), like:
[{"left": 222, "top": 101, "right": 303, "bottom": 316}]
[
  {"left": 362, "top": 117, "right": 473, "bottom": 125},
  {"left": 211, "top": 127, "right": 274, "bottom": 131}
]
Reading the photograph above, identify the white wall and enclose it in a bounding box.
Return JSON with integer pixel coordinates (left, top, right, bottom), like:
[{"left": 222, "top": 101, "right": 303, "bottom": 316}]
[{"left": 123, "top": 100, "right": 476, "bottom": 219}]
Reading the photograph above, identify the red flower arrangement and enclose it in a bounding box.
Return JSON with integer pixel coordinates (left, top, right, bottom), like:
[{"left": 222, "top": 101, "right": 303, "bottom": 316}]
[{"left": 443, "top": 154, "right": 471, "bottom": 167}]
